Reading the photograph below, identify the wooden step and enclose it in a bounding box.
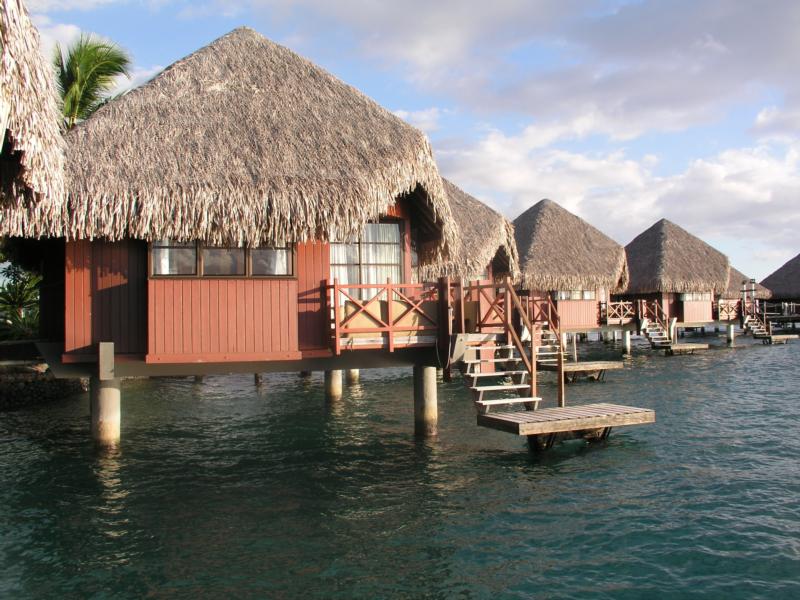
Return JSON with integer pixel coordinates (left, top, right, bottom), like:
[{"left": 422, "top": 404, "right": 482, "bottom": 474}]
[
  {"left": 475, "top": 397, "right": 542, "bottom": 413},
  {"left": 470, "top": 384, "right": 531, "bottom": 392},
  {"left": 463, "top": 357, "right": 521, "bottom": 364},
  {"left": 469, "top": 370, "right": 528, "bottom": 378}
]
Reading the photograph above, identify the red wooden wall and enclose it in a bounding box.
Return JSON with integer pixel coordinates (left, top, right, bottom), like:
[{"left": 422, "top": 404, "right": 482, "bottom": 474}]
[
  {"left": 65, "top": 239, "right": 147, "bottom": 357},
  {"left": 681, "top": 300, "right": 713, "bottom": 323},
  {"left": 296, "top": 241, "right": 330, "bottom": 351},
  {"left": 147, "top": 279, "right": 300, "bottom": 363},
  {"left": 556, "top": 300, "right": 601, "bottom": 331}
]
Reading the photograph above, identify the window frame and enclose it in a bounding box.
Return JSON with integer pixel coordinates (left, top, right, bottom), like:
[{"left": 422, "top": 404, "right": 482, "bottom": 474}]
[
  {"left": 329, "top": 219, "right": 406, "bottom": 286},
  {"left": 148, "top": 241, "right": 296, "bottom": 279}
]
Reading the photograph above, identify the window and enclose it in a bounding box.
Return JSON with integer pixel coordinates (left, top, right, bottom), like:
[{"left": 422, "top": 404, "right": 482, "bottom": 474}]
[
  {"left": 331, "top": 222, "right": 403, "bottom": 297},
  {"left": 152, "top": 240, "right": 197, "bottom": 275},
  {"left": 251, "top": 247, "right": 291, "bottom": 276},
  {"left": 680, "top": 292, "right": 712, "bottom": 302},
  {"left": 555, "top": 290, "right": 596, "bottom": 301},
  {"left": 202, "top": 246, "right": 245, "bottom": 276},
  {"left": 150, "top": 241, "right": 294, "bottom": 277}
]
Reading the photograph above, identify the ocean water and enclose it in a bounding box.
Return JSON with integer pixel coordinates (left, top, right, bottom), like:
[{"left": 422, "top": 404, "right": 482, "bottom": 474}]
[{"left": 1, "top": 336, "right": 799, "bottom": 599}]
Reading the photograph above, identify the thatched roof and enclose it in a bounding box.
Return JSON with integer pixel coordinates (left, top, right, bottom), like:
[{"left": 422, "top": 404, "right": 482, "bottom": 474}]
[
  {"left": 625, "top": 219, "right": 729, "bottom": 294},
  {"left": 64, "top": 27, "right": 456, "bottom": 260},
  {"left": 722, "top": 267, "right": 771, "bottom": 300},
  {"left": 761, "top": 253, "right": 800, "bottom": 300},
  {"left": 420, "top": 179, "right": 518, "bottom": 281},
  {"left": 0, "top": 0, "right": 65, "bottom": 236},
  {"left": 513, "top": 199, "right": 628, "bottom": 292}
]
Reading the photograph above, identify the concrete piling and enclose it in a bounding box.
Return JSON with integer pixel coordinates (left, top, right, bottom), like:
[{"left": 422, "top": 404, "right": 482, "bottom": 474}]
[
  {"left": 324, "top": 370, "right": 343, "bottom": 401},
  {"left": 413, "top": 365, "right": 438, "bottom": 437},
  {"left": 90, "top": 376, "right": 121, "bottom": 447}
]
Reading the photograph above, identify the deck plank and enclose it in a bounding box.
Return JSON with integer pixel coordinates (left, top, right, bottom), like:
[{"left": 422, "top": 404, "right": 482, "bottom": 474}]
[
  {"left": 539, "top": 361, "right": 624, "bottom": 373},
  {"left": 477, "top": 403, "right": 655, "bottom": 436}
]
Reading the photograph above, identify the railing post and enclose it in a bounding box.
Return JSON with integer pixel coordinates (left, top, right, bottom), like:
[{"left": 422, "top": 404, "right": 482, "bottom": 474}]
[
  {"left": 333, "top": 279, "right": 341, "bottom": 355},
  {"left": 387, "top": 278, "right": 394, "bottom": 353},
  {"left": 557, "top": 339, "right": 566, "bottom": 408}
]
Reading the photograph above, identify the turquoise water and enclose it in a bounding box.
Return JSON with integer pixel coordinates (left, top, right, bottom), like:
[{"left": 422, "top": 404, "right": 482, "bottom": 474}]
[{"left": 1, "top": 337, "right": 799, "bottom": 598}]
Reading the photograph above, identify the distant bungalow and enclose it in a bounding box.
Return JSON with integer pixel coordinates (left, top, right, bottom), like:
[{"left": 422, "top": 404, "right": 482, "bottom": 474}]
[
  {"left": 513, "top": 199, "right": 628, "bottom": 332},
  {"left": 420, "top": 179, "right": 518, "bottom": 283},
  {"left": 0, "top": 0, "right": 64, "bottom": 231},
  {"left": 718, "top": 266, "right": 771, "bottom": 321},
  {"left": 761, "top": 253, "right": 800, "bottom": 302},
  {"left": 623, "top": 217, "right": 730, "bottom": 341}
]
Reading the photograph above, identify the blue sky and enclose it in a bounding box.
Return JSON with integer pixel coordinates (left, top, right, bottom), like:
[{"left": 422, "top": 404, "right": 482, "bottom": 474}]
[{"left": 29, "top": 0, "right": 800, "bottom": 280}]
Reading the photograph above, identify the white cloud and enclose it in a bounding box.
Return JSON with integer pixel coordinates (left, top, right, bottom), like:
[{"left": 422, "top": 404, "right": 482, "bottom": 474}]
[
  {"left": 27, "top": 0, "right": 120, "bottom": 10},
  {"left": 393, "top": 108, "right": 444, "bottom": 134},
  {"left": 439, "top": 129, "right": 800, "bottom": 280}
]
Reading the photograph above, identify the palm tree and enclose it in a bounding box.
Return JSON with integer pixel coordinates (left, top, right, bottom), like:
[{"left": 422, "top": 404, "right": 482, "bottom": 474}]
[{"left": 54, "top": 34, "right": 131, "bottom": 129}]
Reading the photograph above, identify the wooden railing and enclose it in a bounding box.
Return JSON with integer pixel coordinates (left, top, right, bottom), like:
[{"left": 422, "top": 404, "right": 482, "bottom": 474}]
[
  {"left": 603, "top": 301, "right": 635, "bottom": 325},
  {"left": 639, "top": 299, "right": 669, "bottom": 332},
  {"left": 715, "top": 299, "right": 739, "bottom": 321},
  {"left": 328, "top": 280, "right": 440, "bottom": 354}
]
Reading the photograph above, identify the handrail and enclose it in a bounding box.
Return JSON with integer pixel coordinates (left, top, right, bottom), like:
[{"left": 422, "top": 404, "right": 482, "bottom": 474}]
[{"left": 503, "top": 278, "right": 536, "bottom": 401}]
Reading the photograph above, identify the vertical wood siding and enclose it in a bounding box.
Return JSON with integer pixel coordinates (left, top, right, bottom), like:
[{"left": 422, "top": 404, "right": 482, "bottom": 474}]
[
  {"left": 296, "top": 241, "right": 330, "bottom": 350},
  {"left": 556, "top": 300, "right": 600, "bottom": 330},
  {"left": 681, "top": 300, "right": 713, "bottom": 323},
  {"left": 147, "top": 278, "right": 300, "bottom": 362},
  {"left": 64, "top": 239, "right": 147, "bottom": 356}
]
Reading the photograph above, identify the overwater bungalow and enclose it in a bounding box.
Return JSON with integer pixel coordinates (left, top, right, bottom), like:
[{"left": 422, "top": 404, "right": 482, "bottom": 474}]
[
  {"left": 16, "top": 27, "right": 468, "bottom": 442},
  {"left": 421, "top": 179, "right": 518, "bottom": 284},
  {"left": 761, "top": 253, "right": 800, "bottom": 303},
  {"left": 623, "top": 219, "right": 729, "bottom": 346},
  {"left": 0, "top": 0, "right": 64, "bottom": 230},
  {"left": 717, "top": 267, "right": 771, "bottom": 322},
  {"left": 513, "top": 199, "right": 630, "bottom": 333}
]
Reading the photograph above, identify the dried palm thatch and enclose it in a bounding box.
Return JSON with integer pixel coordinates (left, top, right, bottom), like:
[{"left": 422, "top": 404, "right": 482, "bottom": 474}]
[
  {"left": 420, "top": 179, "right": 518, "bottom": 281},
  {"left": 64, "top": 27, "right": 457, "bottom": 262},
  {"left": 761, "top": 253, "right": 800, "bottom": 300},
  {"left": 513, "top": 199, "right": 628, "bottom": 292},
  {"left": 722, "top": 266, "right": 771, "bottom": 300},
  {"left": 625, "top": 219, "right": 729, "bottom": 294},
  {"left": 0, "top": 0, "right": 65, "bottom": 236}
]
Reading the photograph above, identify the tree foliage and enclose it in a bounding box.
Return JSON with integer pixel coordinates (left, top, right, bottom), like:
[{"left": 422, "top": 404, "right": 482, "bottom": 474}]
[{"left": 54, "top": 34, "right": 131, "bottom": 129}]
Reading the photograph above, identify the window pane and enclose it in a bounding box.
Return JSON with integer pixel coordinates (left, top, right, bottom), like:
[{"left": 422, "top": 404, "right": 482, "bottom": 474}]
[
  {"left": 331, "top": 265, "right": 359, "bottom": 285},
  {"left": 252, "top": 248, "right": 291, "bottom": 276},
  {"left": 363, "top": 223, "right": 401, "bottom": 243},
  {"left": 570, "top": 290, "right": 581, "bottom": 300},
  {"left": 582, "top": 290, "right": 595, "bottom": 300},
  {"left": 153, "top": 239, "right": 195, "bottom": 248},
  {"left": 330, "top": 243, "right": 359, "bottom": 264},
  {"left": 202, "top": 248, "right": 245, "bottom": 276},
  {"left": 362, "top": 243, "right": 401, "bottom": 264},
  {"left": 152, "top": 247, "right": 196, "bottom": 275}
]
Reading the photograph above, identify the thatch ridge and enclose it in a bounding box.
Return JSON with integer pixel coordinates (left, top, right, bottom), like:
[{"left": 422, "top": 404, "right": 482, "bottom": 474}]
[
  {"left": 625, "top": 219, "right": 729, "bottom": 294},
  {"left": 0, "top": 0, "right": 65, "bottom": 236},
  {"left": 513, "top": 199, "right": 628, "bottom": 292},
  {"left": 64, "top": 27, "right": 456, "bottom": 261},
  {"left": 761, "top": 252, "right": 800, "bottom": 300},
  {"left": 722, "top": 266, "right": 771, "bottom": 300},
  {"left": 420, "top": 178, "right": 518, "bottom": 280}
]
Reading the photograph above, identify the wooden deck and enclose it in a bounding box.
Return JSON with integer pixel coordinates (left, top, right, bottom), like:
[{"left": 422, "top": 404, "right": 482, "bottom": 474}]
[
  {"left": 667, "top": 343, "right": 709, "bottom": 355},
  {"left": 764, "top": 334, "right": 799, "bottom": 345},
  {"left": 477, "top": 402, "right": 655, "bottom": 436},
  {"left": 539, "top": 361, "right": 624, "bottom": 382}
]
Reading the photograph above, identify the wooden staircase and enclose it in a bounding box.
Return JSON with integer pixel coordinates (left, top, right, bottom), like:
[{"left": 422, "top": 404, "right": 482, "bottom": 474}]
[
  {"left": 461, "top": 334, "right": 541, "bottom": 414},
  {"left": 641, "top": 318, "right": 673, "bottom": 350},
  {"left": 534, "top": 324, "right": 569, "bottom": 366},
  {"left": 744, "top": 314, "right": 770, "bottom": 339}
]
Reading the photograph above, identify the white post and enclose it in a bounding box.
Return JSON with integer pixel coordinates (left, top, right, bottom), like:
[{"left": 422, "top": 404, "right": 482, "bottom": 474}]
[
  {"left": 727, "top": 324, "right": 735, "bottom": 346},
  {"left": 324, "top": 370, "right": 343, "bottom": 401},
  {"left": 413, "top": 365, "right": 438, "bottom": 437},
  {"left": 345, "top": 369, "right": 360, "bottom": 384},
  {"left": 572, "top": 334, "right": 578, "bottom": 362},
  {"left": 90, "top": 376, "right": 121, "bottom": 446},
  {"left": 623, "top": 330, "right": 632, "bottom": 355}
]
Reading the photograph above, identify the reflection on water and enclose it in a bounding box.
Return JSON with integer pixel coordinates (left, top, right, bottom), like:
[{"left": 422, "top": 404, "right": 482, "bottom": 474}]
[{"left": 1, "top": 338, "right": 799, "bottom": 598}]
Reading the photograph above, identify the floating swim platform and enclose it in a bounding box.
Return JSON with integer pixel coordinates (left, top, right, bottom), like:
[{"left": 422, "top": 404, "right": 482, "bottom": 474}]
[
  {"left": 667, "top": 343, "right": 708, "bottom": 355},
  {"left": 539, "top": 361, "right": 623, "bottom": 382}
]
